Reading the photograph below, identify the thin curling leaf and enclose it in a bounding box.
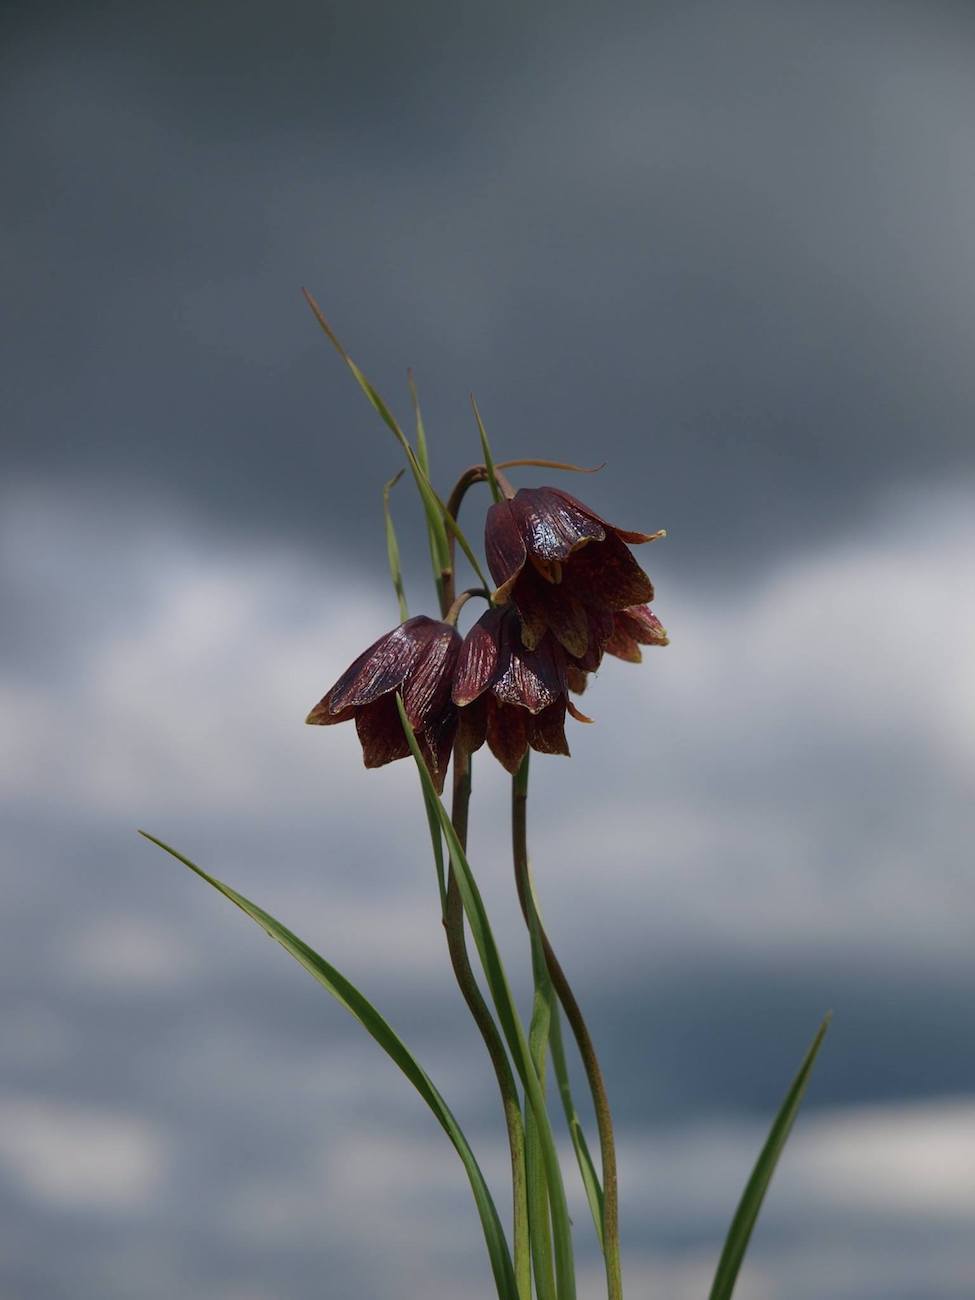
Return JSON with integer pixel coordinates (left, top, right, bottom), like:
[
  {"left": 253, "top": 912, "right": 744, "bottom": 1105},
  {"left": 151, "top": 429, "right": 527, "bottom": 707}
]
[
  {"left": 382, "top": 470, "right": 409, "bottom": 622},
  {"left": 138, "top": 831, "right": 517, "bottom": 1300},
  {"left": 497, "top": 459, "right": 606, "bottom": 475},
  {"left": 301, "top": 289, "right": 451, "bottom": 574},
  {"left": 407, "top": 370, "right": 443, "bottom": 601},
  {"left": 471, "top": 394, "right": 502, "bottom": 504},
  {"left": 394, "top": 696, "right": 577, "bottom": 1300},
  {"left": 708, "top": 1014, "right": 832, "bottom": 1300},
  {"left": 420, "top": 781, "right": 448, "bottom": 921},
  {"left": 549, "top": 999, "right": 604, "bottom": 1249},
  {"left": 408, "top": 369, "right": 431, "bottom": 478}
]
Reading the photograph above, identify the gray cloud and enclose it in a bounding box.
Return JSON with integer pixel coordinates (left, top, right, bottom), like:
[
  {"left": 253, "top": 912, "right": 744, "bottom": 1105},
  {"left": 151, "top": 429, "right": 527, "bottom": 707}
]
[{"left": 4, "top": 0, "right": 975, "bottom": 581}]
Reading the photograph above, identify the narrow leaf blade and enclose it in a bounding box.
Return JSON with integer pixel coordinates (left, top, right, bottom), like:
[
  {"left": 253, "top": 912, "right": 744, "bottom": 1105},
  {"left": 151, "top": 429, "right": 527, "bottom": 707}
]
[
  {"left": 139, "top": 830, "right": 517, "bottom": 1300},
  {"left": 708, "top": 1014, "right": 831, "bottom": 1300}
]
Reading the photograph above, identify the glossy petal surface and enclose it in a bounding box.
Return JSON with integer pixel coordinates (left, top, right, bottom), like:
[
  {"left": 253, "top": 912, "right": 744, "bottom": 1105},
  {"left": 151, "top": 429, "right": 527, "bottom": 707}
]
[
  {"left": 354, "top": 695, "right": 412, "bottom": 768},
  {"left": 510, "top": 487, "right": 605, "bottom": 561},
  {"left": 329, "top": 616, "right": 439, "bottom": 712}
]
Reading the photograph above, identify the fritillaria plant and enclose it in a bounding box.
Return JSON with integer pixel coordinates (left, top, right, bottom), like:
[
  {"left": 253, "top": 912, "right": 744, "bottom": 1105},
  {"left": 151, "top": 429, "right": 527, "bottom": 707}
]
[{"left": 141, "top": 293, "right": 829, "bottom": 1300}]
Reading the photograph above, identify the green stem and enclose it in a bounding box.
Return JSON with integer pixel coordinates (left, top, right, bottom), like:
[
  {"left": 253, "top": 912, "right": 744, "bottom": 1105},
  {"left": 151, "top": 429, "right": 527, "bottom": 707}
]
[
  {"left": 444, "top": 743, "right": 532, "bottom": 1300},
  {"left": 522, "top": 766, "right": 557, "bottom": 1300},
  {"left": 512, "top": 758, "right": 623, "bottom": 1300}
]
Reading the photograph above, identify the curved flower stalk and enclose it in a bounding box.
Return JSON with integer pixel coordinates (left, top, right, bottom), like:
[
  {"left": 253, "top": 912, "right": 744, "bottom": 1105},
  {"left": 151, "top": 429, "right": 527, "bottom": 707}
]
[{"left": 140, "top": 302, "right": 829, "bottom": 1300}]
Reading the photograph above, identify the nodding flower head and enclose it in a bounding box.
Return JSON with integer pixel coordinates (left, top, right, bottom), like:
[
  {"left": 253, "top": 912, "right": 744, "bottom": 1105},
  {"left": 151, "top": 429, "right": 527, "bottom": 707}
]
[
  {"left": 452, "top": 604, "right": 591, "bottom": 774},
  {"left": 306, "top": 615, "right": 461, "bottom": 792},
  {"left": 484, "top": 486, "right": 664, "bottom": 664}
]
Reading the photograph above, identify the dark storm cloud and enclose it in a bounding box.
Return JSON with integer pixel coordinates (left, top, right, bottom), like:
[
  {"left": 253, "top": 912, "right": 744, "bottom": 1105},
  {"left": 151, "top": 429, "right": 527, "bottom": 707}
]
[{"left": 4, "top": 0, "right": 975, "bottom": 583}]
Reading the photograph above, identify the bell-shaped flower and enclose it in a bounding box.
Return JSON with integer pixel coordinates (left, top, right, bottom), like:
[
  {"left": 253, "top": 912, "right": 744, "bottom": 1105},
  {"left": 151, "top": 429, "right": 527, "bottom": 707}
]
[
  {"left": 484, "top": 486, "right": 663, "bottom": 660},
  {"left": 452, "top": 605, "right": 590, "bottom": 774},
  {"left": 306, "top": 615, "right": 461, "bottom": 791}
]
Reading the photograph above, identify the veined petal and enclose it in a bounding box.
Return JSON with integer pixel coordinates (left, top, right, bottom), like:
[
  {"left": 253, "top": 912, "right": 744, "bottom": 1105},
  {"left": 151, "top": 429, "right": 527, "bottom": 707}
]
[
  {"left": 457, "top": 695, "right": 487, "bottom": 755},
  {"left": 510, "top": 487, "right": 605, "bottom": 562},
  {"left": 512, "top": 566, "right": 590, "bottom": 658},
  {"left": 564, "top": 530, "right": 653, "bottom": 609},
  {"left": 529, "top": 700, "right": 570, "bottom": 756},
  {"left": 403, "top": 623, "right": 461, "bottom": 727},
  {"left": 486, "top": 699, "right": 530, "bottom": 774},
  {"left": 329, "top": 616, "right": 438, "bottom": 712},
  {"left": 354, "top": 695, "right": 412, "bottom": 768},
  {"left": 602, "top": 623, "right": 642, "bottom": 663},
  {"left": 618, "top": 604, "right": 669, "bottom": 646},
  {"left": 548, "top": 487, "right": 664, "bottom": 546},
  {"left": 485, "top": 499, "right": 527, "bottom": 602},
  {"left": 417, "top": 706, "right": 459, "bottom": 794},
  {"left": 565, "top": 664, "right": 589, "bottom": 695},
  {"left": 452, "top": 606, "right": 506, "bottom": 707},
  {"left": 305, "top": 687, "right": 356, "bottom": 725},
  {"left": 492, "top": 622, "right": 565, "bottom": 715}
]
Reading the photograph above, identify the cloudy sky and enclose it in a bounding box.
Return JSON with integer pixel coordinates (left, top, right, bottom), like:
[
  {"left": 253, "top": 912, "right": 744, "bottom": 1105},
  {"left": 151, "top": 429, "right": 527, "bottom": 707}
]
[{"left": 3, "top": 1, "right": 975, "bottom": 1297}]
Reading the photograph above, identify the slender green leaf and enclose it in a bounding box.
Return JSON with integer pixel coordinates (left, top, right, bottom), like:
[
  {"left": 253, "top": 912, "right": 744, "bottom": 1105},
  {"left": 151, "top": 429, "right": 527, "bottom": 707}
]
[
  {"left": 470, "top": 394, "right": 502, "bottom": 504},
  {"left": 420, "top": 782, "right": 448, "bottom": 920},
  {"left": 301, "top": 289, "right": 451, "bottom": 574},
  {"left": 548, "top": 1001, "right": 604, "bottom": 1247},
  {"left": 407, "top": 370, "right": 444, "bottom": 604},
  {"left": 709, "top": 1014, "right": 831, "bottom": 1300},
  {"left": 139, "top": 830, "right": 517, "bottom": 1300},
  {"left": 381, "top": 470, "right": 409, "bottom": 622},
  {"left": 394, "top": 698, "right": 577, "bottom": 1300},
  {"left": 407, "top": 369, "right": 431, "bottom": 478},
  {"left": 525, "top": 897, "right": 557, "bottom": 1300}
]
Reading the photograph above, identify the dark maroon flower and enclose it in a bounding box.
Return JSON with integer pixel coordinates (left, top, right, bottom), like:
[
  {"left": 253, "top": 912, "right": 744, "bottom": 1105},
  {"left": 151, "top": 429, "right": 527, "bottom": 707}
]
[
  {"left": 484, "top": 486, "right": 664, "bottom": 660},
  {"left": 306, "top": 615, "right": 461, "bottom": 791},
  {"left": 452, "top": 605, "right": 590, "bottom": 774},
  {"left": 603, "top": 604, "right": 669, "bottom": 663}
]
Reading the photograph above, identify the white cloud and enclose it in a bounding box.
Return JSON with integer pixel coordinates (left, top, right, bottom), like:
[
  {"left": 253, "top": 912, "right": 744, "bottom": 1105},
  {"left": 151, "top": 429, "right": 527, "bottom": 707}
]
[{"left": 0, "top": 1097, "right": 167, "bottom": 1213}]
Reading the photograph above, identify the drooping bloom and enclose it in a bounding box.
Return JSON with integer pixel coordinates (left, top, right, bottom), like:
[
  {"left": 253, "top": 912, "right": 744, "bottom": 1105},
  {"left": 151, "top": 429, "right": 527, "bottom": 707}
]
[
  {"left": 306, "top": 616, "right": 461, "bottom": 791},
  {"left": 484, "top": 486, "right": 664, "bottom": 662},
  {"left": 452, "top": 605, "right": 590, "bottom": 773},
  {"left": 602, "top": 604, "right": 669, "bottom": 663}
]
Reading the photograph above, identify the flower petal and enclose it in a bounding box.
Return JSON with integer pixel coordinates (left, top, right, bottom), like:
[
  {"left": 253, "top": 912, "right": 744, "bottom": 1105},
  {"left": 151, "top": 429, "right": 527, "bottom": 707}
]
[
  {"left": 564, "top": 531, "right": 653, "bottom": 609},
  {"left": 602, "top": 622, "right": 642, "bottom": 663},
  {"left": 618, "top": 604, "right": 669, "bottom": 646},
  {"left": 510, "top": 487, "right": 605, "bottom": 562},
  {"left": 529, "top": 700, "right": 570, "bottom": 756},
  {"left": 512, "top": 566, "right": 590, "bottom": 658},
  {"left": 565, "top": 664, "right": 589, "bottom": 695},
  {"left": 485, "top": 499, "right": 527, "bottom": 602},
  {"left": 486, "top": 699, "right": 530, "bottom": 774},
  {"left": 458, "top": 695, "right": 487, "bottom": 755},
  {"left": 329, "top": 616, "right": 438, "bottom": 712},
  {"left": 417, "top": 706, "right": 459, "bottom": 794},
  {"left": 566, "top": 697, "right": 594, "bottom": 723},
  {"left": 547, "top": 488, "right": 664, "bottom": 547},
  {"left": 354, "top": 695, "right": 412, "bottom": 768},
  {"left": 492, "top": 622, "right": 565, "bottom": 715},
  {"left": 305, "top": 687, "right": 356, "bottom": 725},
  {"left": 452, "top": 606, "right": 506, "bottom": 706},
  {"left": 403, "top": 623, "right": 461, "bottom": 727}
]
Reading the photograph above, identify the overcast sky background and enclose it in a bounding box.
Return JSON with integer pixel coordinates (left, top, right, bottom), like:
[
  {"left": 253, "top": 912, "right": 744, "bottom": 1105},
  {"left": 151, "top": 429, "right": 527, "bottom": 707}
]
[{"left": 2, "top": 1, "right": 975, "bottom": 1298}]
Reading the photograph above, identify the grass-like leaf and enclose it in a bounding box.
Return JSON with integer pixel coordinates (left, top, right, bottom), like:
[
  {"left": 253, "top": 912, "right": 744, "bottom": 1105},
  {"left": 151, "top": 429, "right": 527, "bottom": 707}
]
[
  {"left": 301, "top": 289, "right": 451, "bottom": 575},
  {"left": 548, "top": 1001, "right": 604, "bottom": 1247},
  {"left": 382, "top": 470, "right": 409, "bottom": 622},
  {"left": 406, "top": 369, "right": 444, "bottom": 605},
  {"left": 708, "top": 1013, "right": 831, "bottom": 1300},
  {"left": 470, "top": 394, "right": 502, "bottom": 504},
  {"left": 138, "top": 830, "right": 517, "bottom": 1300},
  {"left": 395, "top": 698, "right": 577, "bottom": 1300}
]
